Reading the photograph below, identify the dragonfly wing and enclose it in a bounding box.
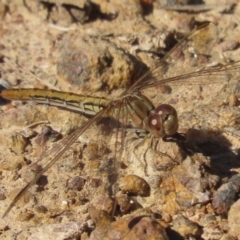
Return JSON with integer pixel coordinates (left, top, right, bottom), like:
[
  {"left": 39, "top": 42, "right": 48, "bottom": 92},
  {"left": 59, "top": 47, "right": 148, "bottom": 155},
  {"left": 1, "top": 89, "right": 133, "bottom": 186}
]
[
  {"left": 2, "top": 109, "right": 107, "bottom": 218},
  {"left": 125, "top": 22, "right": 219, "bottom": 94},
  {"left": 137, "top": 60, "right": 240, "bottom": 90},
  {"left": 2, "top": 96, "right": 143, "bottom": 218}
]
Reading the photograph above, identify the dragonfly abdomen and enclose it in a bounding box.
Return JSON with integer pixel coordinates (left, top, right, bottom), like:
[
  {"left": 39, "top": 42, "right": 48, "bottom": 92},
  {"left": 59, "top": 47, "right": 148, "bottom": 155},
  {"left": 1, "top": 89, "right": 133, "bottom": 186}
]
[{"left": 0, "top": 88, "right": 111, "bottom": 116}]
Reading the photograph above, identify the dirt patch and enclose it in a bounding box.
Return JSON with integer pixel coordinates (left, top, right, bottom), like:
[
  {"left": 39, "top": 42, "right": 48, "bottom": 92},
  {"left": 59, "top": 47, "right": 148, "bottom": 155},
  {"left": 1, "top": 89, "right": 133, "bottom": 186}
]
[{"left": 1, "top": 0, "right": 240, "bottom": 239}]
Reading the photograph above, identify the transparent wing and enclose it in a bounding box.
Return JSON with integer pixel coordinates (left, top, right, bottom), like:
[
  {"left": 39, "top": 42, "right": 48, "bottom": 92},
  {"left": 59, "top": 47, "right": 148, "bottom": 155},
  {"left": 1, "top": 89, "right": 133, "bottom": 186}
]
[
  {"left": 125, "top": 22, "right": 221, "bottom": 94},
  {"left": 2, "top": 109, "right": 107, "bottom": 218},
  {"left": 2, "top": 94, "right": 140, "bottom": 218},
  {"left": 135, "top": 60, "right": 240, "bottom": 91}
]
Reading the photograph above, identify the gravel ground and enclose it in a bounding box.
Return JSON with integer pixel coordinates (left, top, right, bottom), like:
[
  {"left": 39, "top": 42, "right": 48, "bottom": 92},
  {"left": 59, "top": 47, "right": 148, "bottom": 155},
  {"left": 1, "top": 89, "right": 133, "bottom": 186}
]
[{"left": 1, "top": 0, "right": 240, "bottom": 239}]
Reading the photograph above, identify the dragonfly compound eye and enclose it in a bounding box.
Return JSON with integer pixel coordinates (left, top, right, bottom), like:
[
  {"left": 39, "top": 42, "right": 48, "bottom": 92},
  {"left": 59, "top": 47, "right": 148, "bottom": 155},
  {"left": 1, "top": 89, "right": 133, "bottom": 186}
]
[
  {"left": 154, "top": 104, "right": 178, "bottom": 137},
  {"left": 147, "top": 114, "right": 164, "bottom": 138}
]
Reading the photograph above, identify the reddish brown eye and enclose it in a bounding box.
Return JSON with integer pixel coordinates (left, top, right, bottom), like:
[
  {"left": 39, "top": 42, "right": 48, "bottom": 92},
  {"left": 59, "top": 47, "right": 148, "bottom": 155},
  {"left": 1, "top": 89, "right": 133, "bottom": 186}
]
[
  {"left": 147, "top": 114, "right": 164, "bottom": 138},
  {"left": 145, "top": 104, "right": 178, "bottom": 138},
  {"left": 155, "top": 104, "right": 178, "bottom": 136},
  {"left": 155, "top": 104, "right": 175, "bottom": 116}
]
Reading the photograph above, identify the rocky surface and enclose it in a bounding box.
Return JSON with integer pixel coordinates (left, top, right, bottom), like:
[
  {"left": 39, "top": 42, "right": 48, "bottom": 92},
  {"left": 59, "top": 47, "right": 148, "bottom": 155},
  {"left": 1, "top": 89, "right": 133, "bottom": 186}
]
[{"left": 1, "top": 0, "right": 240, "bottom": 239}]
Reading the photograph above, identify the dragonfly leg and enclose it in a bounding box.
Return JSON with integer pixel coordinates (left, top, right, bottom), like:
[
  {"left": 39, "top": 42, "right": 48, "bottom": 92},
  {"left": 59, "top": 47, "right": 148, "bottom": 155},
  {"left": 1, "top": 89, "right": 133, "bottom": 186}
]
[
  {"left": 148, "top": 137, "right": 180, "bottom": 171},
  {"left": 130, "top": 136, "right": 150, "bottom": 177},
  {"left": 163, "top": 132, "right": 195, "bottom": 158}
]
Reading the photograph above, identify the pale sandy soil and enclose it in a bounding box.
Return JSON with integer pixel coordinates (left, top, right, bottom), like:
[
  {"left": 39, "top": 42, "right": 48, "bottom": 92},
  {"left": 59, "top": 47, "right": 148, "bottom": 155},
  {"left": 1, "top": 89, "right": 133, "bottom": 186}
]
[{"left": 1, "top": 0, "right": 240, "bottom": 239}]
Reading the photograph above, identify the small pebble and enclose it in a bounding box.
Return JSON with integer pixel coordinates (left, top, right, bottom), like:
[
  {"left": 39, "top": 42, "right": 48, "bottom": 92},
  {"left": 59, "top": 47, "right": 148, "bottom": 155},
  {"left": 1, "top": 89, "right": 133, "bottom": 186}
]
[{"left": 119, "top": 174, "right": 150, "bottom": 197}]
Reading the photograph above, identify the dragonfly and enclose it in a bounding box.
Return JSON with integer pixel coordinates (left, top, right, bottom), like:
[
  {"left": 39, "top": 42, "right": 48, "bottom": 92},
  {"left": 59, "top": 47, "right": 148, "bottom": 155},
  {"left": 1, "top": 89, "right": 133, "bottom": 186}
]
[{"left": 1, "top": 21, "right": 240, "bottom": 219}]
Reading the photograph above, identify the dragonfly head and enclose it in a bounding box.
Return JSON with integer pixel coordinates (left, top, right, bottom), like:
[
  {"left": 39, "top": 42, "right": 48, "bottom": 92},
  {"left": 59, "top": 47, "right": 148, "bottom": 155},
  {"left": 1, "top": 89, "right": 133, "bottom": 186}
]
[{"left": 145, "top": 104, "right": 178, "bottom": 138}]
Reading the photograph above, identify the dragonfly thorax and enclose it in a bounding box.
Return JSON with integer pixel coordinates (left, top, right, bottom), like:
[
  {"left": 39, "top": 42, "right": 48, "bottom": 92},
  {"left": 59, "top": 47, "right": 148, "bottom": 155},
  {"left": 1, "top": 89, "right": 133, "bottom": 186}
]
[
  {"left": 145, "top": 104, "right": 178, "bottom": 138},
  {"left": 120, "top": 93, "right": 155, "bottom": 129}
]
